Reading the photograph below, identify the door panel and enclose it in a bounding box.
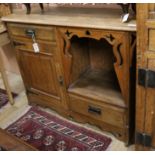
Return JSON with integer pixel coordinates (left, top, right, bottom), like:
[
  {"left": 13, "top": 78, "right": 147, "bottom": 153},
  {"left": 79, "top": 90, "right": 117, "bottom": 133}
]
[
  {"left": 136, "top": 4, "right": 155, "bottom": 150},
  {"left": 148, "top": 4, "right": 155, "bottom": 19},
  {"left": 149, "top": 29, "right": 155, "bottom": 51},
  {"left": 136, "top": 5, "right": 148, "bottom": 150},
  {"left": 145, "top": 57, "right": 155, "bottom": 148},
  {"left": 19, "top": 51, "right": 60, "bottom": 98}
]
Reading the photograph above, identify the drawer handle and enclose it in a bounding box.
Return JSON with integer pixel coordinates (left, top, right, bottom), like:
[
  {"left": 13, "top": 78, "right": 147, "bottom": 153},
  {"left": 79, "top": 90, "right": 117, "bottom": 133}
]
[
  {"left": 13, "top": 41, "right": 25, "bottom": 47},
  {"left": 88, "top": 106, "right": 102, "bottom": 115},
  {"left": 25, "top": 29, "right": 35, "bottom": 37}
]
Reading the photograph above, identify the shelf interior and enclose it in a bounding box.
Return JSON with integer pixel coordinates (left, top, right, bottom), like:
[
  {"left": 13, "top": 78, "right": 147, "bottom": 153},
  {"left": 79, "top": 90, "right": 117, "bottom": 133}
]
[
  {"left": 68, "top": 69, "right": 125, "bottom": 108},
  {"left": 67, "top": 36, "right": 125, "bottom": 108}
]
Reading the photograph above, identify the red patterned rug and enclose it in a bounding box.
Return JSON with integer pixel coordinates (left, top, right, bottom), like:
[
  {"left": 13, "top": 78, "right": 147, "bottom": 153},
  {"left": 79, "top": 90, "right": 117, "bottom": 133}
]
[
  {"left": 0, "top": 88, "right": 17, "bottom": 109},
  {"left": 6, "top": 106, "right": 112, "bottom": 151}
]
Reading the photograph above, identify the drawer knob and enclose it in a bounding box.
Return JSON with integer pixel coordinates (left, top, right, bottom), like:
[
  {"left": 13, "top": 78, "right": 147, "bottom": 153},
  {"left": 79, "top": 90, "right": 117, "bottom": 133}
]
[{"left": 88, "top": 106, "right": 102, "bottom": 115}]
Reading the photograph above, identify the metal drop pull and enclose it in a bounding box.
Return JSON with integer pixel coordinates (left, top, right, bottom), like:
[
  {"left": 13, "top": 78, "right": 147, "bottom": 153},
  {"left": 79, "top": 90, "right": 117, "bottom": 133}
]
[
  {"left": 58, "top": 76, "right": 64, "bottom": 86},
  {"left": 25, "top": 29, "right": 40, "bottom": 53},
  {"left": 25, "top": 29, "right": 35, "bottom": 37},
  {"left": 25, "top": 29, "right": 36, "bottom": 42},
  {"left": 88, "top": 106, "right": 102, "bottom": 115}
]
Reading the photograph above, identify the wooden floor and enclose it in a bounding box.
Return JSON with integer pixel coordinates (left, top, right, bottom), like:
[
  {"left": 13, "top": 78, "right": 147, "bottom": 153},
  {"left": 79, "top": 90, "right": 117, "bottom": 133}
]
[{"left": 0, "top": 71, "right": 134, "bottom": 151}]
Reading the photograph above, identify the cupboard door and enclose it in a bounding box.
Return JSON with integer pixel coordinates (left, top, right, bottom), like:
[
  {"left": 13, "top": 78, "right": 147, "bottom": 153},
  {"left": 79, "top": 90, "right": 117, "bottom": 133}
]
[
  {"left": 16, "top": 47, "right": 66, "bottom": 107},
  {"left": 136, "top": 4, "right": 155, "bottom": 150},
  {"left": 20, "top": 52, "right": 59, "bottom": 97}
]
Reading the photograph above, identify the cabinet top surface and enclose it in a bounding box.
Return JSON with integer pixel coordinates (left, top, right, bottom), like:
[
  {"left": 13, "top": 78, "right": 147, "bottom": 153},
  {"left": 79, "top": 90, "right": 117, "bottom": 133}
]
[{"left": 2, "top": 7, "right": 136, "bottom": 31}]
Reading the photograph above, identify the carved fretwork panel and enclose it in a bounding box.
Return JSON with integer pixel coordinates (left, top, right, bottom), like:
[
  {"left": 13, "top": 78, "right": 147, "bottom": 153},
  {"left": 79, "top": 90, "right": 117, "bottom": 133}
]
[{"left": 57, "top": 27, "right": 131, "bottom": 104}]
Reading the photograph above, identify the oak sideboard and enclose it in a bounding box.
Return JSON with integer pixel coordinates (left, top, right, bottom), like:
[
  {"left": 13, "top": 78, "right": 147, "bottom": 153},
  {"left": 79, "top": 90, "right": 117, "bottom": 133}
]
[{"left": 2, "top": 7, "right": 136, "bottom": 145}]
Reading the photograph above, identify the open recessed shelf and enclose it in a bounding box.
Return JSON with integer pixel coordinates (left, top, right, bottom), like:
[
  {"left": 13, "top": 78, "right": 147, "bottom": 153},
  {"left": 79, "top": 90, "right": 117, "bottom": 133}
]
[
  {"left": 67, "top": 36, "right": 125, "bottom": 108},
  {"left": 68, "top": 69, "right": 125, "bottom": 108}
]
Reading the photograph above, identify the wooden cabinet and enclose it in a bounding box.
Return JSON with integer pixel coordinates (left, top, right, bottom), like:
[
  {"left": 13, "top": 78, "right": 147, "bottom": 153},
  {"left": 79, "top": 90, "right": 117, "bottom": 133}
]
[
  {"left": 4, "top": 8, "right": 136, "bottom": 145},
  {"left": 0, "top": 128, "right": 37, "bottom": 151}
]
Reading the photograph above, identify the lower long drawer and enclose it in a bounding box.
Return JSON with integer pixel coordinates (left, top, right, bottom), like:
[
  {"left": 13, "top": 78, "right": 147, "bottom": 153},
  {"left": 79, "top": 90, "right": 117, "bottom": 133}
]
[{"left": 69, "top": 94, "right": 127, "bottom": 128}]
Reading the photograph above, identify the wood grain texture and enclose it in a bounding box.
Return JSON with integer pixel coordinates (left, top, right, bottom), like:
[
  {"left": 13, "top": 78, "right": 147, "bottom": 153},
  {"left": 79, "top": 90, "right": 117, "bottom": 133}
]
[
  {"left": 148, "top": 4, "right": 155, "bottom": 18},
  {"left": 0, "top": 128, "right": 37, "bottom": 151},
  {"left": 10, "top": 36, "right": 57, "bottom": 55},
  {"left": 7, "top": 23, "right": 56, "bottom": 42},
  {"left": 143, "top": 55, "right": 155, "bottom": 150},
  {"left": 135, "top": 4, "right": 148, "bottom": 151},
  {"left": 135, "top": 4, "right": 155, "bottom": 150},
  {"left": 0, "top": 4, "right": 11, "bottom": 18},
  {"left": 0, "top": 26, "right": 13, "bottom": 105},
  {"left": 149, "top": 29, "right": 155, "bottom": 51},
  {"left": 69, "top": 94, "right": 126, "bottom": 128},
  {"left": 58, "top": 27, "right": 130, "bottom": 105},
  {"left": 2, "top": 7, "right": 136, "bottom": 31},
  {"left": 68, "top": 69, "right": 124, "bottom": 108},
  {"left": 0, "top": 47, "right": 14, "bottom": 105}
]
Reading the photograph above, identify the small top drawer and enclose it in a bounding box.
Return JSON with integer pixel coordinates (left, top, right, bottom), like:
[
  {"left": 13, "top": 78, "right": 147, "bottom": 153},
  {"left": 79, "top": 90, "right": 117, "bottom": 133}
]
[
  {"left": 7, "top": 23, "right": 56, "bottom": 42},
  {"left": 12, "top": 37, "right": 57, "bottom": 55}
]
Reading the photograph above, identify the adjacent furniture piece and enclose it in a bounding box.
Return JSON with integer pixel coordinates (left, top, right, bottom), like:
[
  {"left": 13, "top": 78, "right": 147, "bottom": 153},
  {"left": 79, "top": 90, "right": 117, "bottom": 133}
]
[
  {"left": 24, "top": 3, "right": 44, "bottom": 14},
  {"left": 2, "top": 7, "right": 136, "bottom": 145},
  {"left": 0, "top": 4, "right": 12, "bottom": 18},
  {"left": 0, "top": 4, "right": 14, "bottom": 105},
  {"left": 0, "top": 128, "right": 37, "bottom": 150},
  {"left": 136, "top": 4, "right": 155, "bottom": 150},
  {"left": 0, "top": 22, "right": 14, "bottom": 105}
]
